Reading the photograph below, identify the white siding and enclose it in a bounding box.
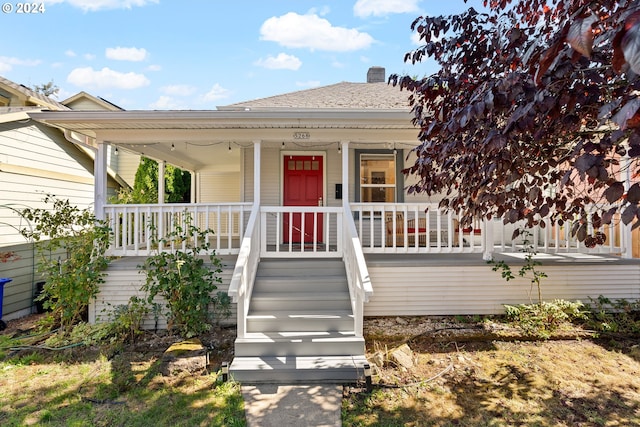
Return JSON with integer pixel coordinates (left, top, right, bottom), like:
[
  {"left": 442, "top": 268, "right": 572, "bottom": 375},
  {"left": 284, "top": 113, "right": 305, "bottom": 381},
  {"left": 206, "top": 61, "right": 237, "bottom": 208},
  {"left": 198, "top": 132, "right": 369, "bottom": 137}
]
[
  {"left": 112, "top": 150, "right": 140, "bottom": 188},
  {"left": 65, "top": 98, "right": 106, "bottom": 111},
  {"left": 261, "top": 147, "right": 281, "bottom": 205},
  {"left": 91, "top": 256, "right": 238, "bottom": 329},
  {"left": 0, "top": 123, "right": 95, "bottom": 246},
  {"left": 199, "top": 171, "right": 241, "bottom": 202},
  {"left": 244, "top": 146, "right": 254, "bottom": 203},
  {"left": 365, "top": 261, "right": 640, "bottom": 316},
  {"left": 0, "top": 122, "right": 93, "bottom": 178}
]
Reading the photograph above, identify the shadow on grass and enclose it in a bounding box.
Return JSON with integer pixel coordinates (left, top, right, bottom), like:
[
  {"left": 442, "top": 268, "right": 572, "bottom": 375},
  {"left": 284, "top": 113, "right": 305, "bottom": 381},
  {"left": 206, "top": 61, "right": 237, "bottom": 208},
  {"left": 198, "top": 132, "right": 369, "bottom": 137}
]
[
  {"left": 346, "top": 366, "right": 640, "bottom": 426},
  {"left": 0, "top": 345, "right": 246, "bottom": 427},
  {"left": 346, "top": 338, "right": 640, "bottom": 426}
]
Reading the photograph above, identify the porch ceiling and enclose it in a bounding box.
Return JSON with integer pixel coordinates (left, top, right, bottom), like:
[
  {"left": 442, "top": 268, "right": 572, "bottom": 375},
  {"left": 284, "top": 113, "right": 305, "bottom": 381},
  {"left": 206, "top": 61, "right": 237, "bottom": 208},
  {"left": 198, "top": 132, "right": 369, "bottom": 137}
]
[{"left": 28, "top": 109, "right": 421, "bottom": 171}]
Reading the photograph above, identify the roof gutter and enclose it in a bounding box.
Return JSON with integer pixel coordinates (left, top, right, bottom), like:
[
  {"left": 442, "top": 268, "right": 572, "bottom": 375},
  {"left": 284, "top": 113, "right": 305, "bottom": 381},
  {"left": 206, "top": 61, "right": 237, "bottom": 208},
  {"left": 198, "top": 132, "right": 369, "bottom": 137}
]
[{"left": 63, "top": 129, "right": 98, "bottom": 151}]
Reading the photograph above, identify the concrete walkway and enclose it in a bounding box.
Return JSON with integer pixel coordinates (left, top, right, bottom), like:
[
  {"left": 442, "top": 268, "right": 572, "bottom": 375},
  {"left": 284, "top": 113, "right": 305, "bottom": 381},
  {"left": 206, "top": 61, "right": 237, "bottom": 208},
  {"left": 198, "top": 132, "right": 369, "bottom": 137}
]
[{"left": 241, "top": 384, "right": 343, "bottom": 427}]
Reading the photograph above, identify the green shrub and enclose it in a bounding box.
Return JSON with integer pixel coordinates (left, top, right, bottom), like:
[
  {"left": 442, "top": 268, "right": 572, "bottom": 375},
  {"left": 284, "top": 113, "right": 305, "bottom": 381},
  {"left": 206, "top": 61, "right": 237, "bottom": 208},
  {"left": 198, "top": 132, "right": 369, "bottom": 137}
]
[
  {"left": 141, "top": 212, "right": 226, "bottom": 337},
  {"left": 504, "top": 300, "right": 587, "bottom": 339},
  {"left": 20, "top": 196, "right": 111, "bottom": 333},
  {"left": 106, "top": 296, "right": 149, "bottom": 343},
  {"left": 585, "top": 296, "right": 640, "bottom": 334}
]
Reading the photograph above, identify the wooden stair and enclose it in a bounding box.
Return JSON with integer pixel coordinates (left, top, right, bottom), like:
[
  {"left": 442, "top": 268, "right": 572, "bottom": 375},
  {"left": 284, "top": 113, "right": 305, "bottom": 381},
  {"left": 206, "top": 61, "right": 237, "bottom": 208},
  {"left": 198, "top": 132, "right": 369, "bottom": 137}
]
[{"left": 229, "top": 258, "right": 367, "bottom": 384}]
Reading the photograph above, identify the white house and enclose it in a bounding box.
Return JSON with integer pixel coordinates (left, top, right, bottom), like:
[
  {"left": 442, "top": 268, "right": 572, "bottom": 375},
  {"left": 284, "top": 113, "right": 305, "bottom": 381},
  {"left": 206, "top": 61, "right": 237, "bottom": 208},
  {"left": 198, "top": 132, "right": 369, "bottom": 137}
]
[{"left": 29, "top": 67, "right": 640, "bottom": 383}]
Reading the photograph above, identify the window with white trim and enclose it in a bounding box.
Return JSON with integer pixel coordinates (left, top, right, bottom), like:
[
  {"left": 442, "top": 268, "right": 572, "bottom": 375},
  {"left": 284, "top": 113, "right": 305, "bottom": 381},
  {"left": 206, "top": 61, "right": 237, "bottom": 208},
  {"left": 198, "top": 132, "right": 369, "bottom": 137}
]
[{"left": 359, "top": 153, "right": 396, "bottom": 203}]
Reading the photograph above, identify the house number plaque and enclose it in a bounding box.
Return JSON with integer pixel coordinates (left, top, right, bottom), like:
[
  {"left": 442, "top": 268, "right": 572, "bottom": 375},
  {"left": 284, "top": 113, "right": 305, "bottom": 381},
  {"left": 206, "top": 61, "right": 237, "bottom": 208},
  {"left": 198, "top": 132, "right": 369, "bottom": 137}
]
[{"left": 293, "top": 132, "right": 310, "bottom": 140}]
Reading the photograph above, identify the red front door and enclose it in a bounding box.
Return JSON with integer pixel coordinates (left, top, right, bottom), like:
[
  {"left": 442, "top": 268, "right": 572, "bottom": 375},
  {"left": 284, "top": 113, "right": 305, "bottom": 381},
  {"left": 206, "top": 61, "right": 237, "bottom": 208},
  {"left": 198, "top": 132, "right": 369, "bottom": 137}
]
[{"left": 283, "top": 155, "right": 323, "bottom": 243}]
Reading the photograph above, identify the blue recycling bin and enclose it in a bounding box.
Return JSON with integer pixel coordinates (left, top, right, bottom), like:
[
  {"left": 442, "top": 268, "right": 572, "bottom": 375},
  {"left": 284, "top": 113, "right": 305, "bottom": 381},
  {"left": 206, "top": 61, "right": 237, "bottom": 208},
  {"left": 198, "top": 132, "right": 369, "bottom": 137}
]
[{"left": 0, "top": 278, "right": 11, "bottom": 331}]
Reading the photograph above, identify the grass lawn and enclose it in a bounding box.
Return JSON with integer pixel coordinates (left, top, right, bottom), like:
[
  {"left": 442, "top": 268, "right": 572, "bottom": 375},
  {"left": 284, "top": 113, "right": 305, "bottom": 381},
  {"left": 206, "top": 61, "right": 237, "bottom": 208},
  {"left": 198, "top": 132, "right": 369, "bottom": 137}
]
[
  {"left": 0, "top": 348, "right": 245, "bottom": 426},
  {"left": 2, "top": 315, "right": 640, "bottom": 426}
]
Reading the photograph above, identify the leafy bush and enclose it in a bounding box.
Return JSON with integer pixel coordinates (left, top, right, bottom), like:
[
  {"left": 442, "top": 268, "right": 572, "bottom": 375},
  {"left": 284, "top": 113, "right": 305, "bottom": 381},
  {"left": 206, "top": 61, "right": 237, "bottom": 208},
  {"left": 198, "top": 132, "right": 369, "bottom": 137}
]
[
  {"left": 211, "top": 291, "right": 232, "bottom": 326},
  {"left": 504, "top": 300, "right": 587, "bottom": 339},
  {"left": 585, "top": 296, "right": 640, "bottom": 335},
  {"left": 141, "top": 212, "right": 227, "bottom": 337},
  {"left": 20, "top": 196, "right": 111, "bottom": 332},
  {"left": 106, "top": 296, "right": 149, "bottom": 343}
]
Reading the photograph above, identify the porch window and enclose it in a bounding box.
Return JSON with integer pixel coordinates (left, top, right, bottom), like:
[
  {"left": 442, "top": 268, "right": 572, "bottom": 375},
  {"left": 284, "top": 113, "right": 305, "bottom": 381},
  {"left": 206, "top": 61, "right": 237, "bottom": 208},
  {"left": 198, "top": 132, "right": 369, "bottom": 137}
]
[{"left": 360, "top": 154, "right": 396, "bottom": 203}]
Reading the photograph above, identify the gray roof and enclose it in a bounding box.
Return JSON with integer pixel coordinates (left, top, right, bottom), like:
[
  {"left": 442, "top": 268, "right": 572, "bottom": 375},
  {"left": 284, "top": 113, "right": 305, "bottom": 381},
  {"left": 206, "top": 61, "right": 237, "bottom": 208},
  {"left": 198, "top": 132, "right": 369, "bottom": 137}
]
[
  {"left": 0, "top": 75, "right": 69, "bottom": 110},
  {"left": 218, "top": 81, "right": 411, "bottom": 111}
]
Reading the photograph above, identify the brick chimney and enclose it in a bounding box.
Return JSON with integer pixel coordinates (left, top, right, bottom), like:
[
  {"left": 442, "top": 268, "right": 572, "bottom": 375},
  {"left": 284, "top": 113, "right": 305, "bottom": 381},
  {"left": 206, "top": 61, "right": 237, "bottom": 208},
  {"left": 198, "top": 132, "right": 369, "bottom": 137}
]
[{"left": 367, "top": 66, "right": 385, "bottom": 83}]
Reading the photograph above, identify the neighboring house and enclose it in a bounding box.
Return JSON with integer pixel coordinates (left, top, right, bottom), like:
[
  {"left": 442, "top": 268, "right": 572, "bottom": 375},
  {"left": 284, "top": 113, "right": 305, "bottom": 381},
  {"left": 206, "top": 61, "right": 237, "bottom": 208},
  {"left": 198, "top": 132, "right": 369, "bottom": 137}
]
[
  {"left": 0, "top": 76, "right": 129, "bottom": 321},
  {"left": 29, "top": 67, "right": 640, "bottom": 382}
]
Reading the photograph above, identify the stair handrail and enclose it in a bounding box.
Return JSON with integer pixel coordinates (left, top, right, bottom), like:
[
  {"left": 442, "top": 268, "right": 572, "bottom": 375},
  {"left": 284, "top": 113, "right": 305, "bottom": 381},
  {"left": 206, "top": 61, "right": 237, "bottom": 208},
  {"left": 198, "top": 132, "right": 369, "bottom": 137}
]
[
  {"left": 342, "top": 207, "right": 373, "bottom": 338},
  {"left": 228, "top": 203, "right": 261, "bottom": 339}
]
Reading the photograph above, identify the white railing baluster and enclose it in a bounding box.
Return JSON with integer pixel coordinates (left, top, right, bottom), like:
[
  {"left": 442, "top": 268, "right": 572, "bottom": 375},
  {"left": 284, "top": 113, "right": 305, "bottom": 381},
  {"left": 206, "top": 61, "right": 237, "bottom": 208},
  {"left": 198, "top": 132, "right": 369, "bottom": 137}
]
[{"left": 103, "top": 203, "right": 252, "bottom": 256}]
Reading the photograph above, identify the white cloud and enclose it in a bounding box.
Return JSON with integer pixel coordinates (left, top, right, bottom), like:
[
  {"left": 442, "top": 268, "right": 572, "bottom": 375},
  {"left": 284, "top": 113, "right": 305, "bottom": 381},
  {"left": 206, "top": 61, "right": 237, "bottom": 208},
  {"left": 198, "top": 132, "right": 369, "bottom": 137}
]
[
  {"left": 202, "top": 84, "right": 230, "bottom": 102},
  {"left": 147, "top": 64, "right": 162, "bottom": 71},
  {"left": 84, "top": 53, "right": 96, "bottom": 60},
  {"left": 67, "top": 66, "right": 150, "bottom": 89},
  {"left": 255, "top": 53, "right": 302, "bottom": 70},
  {"left": 56, "top": 87, "right": 75, "bottom": 101},
  {"left": 308, "top": 6, "right": 330, "bottom": 16},
  {"left": 65, "top": 50, "right": 77, "bottom": 57},
  {"left": 106, "top": 47, "right": 148, "bottom": 61},
  {"left": 353, "top": 0, "right": 420, "bottom": 18},
  {"left": 160, "top": 84, "right": 197, "bottom": 96},
  {"left": 149, "top": 95, "right": 186, "bottom": 110},
  {"left": 260, "top": 12, "right": 374, "bottom": 52},
  {"left": 0, "top": 56, "right": 41, "bottom": 72},
  {"left": 44, "top": 0, "right": 158, "bottom": 12}
]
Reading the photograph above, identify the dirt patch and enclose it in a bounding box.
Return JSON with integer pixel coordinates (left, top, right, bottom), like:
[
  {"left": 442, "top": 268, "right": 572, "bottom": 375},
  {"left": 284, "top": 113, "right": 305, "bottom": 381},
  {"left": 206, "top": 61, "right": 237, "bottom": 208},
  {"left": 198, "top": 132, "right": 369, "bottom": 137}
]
[
  {"left": 2, "top": 314, "right": 237, "bottom": 375},
  {"left": 344, "top": 316, "right": 640, "bottom": 426}
]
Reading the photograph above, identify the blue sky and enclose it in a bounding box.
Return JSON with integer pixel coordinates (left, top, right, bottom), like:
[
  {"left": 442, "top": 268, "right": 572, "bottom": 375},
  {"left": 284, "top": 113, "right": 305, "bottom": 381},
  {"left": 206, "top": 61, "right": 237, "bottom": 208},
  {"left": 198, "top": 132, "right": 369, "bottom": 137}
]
[{"left": 1, "top": 0, "right": 483, "bottom": 110}]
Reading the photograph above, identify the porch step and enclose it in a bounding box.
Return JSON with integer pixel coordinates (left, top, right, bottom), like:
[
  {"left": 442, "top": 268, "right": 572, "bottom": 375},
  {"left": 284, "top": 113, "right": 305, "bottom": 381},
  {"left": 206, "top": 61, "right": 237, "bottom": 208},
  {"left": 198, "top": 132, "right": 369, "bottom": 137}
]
[
  {"left": 249, "top": 291, "right": 352, "bottom": 311},
  {"left": 252, "top": 275, "right": 348, "bottom": 293},
  {"left": 229, "top": 355, "right": 368, "bottom": 384},
  {"left": 235, "top": 332, "right": 364, "bottom": 357},
  {"left": 254, "top": 259, "right": 345, "bottom": 276},
  {"left": 231, "top": 258, "right": 365, "bottom": 383},
  {"left": 246, "top": 310, "right": 354, "bottom": 332}
]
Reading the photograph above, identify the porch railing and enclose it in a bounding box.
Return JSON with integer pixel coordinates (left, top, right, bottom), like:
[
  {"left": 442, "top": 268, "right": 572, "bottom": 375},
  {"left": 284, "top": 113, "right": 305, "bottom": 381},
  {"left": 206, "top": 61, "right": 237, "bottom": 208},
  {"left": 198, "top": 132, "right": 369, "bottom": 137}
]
[
  {"left": 494, "top": 215, "right": 626, "bottom": 256},
  {"left": 351, "top": 203, "right": 629, "bottom": 257},
  {"left": 104, "top": 202, "right": 629, "bottom": 258},
  {"left": 227, "top": 204, "right": 260, "bottom": 339},
  {"left": 104, "top": 202, "right": 253, "bottom": 256},
  {"left": 343, "top": 206, "right": 373, "bottom": 338},
  {"left": 259, "top": 206, "right": 343, "bottom": 257},
  {"left": 350, "top": 203, "right": 484, "bottom": 254}
]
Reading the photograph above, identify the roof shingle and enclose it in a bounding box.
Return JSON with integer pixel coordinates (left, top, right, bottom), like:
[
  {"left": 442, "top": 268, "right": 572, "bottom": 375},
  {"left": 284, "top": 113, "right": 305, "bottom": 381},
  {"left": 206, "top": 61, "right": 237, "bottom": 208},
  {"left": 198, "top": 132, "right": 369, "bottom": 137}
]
[{"left": 218, "top": 81, "right": 411, "bottom": 111}]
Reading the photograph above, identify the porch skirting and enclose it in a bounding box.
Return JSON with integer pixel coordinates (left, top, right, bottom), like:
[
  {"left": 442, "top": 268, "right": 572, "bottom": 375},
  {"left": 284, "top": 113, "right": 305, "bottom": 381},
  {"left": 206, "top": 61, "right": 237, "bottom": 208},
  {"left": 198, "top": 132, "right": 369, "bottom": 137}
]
[
  {"left": 90, "top": 256, "right": 238, "bottom": 330},
  {"left": 91, "top": 253, "right": 640, "bottom": 329},
  {"left": 363, "top": 253, "right": 640, "bottom": 316}
]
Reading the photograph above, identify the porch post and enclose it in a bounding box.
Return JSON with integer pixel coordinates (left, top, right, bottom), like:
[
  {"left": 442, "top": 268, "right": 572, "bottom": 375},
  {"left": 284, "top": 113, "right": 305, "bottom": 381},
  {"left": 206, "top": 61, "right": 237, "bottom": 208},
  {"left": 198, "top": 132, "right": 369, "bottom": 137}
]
[
  {"left": 483, "top": 218, "right": 494, "bottom": 261},
  {"left": 190, "top": 171, "right": 197, "bottom": 203},
  {"left": 341, "top": 141, "right": 349, "bottom": 208},
  {"left": 253, "top": 140, "right": 261, "bottom": 206},
  {"left": 94, "top": 140, "right": 108, "bottom": 220},
  {"left": 621, "top": 153, "right": 633, "bottom": 259},
  {"left": 158, "top": 160, "right": 165, "bottom": 204}
]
